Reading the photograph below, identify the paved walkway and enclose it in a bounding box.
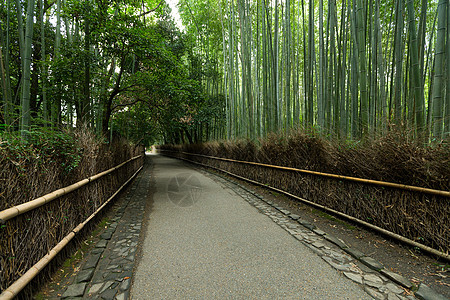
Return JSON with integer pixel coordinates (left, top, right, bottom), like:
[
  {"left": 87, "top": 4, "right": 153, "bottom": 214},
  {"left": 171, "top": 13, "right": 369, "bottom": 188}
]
[
  {"left": 131, "top": 155, "right": 371, "bottom": 299},
  {"left": 59, "top": 154, "right": 423, "bottom": 299}
]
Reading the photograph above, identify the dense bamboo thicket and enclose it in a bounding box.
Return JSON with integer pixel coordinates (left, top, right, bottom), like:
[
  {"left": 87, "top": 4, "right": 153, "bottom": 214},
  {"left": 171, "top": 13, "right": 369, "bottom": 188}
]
[
  {"left": 178, "top": 0, "right": 449, "bottom": 142},
  {"left": 161, "top": 130, "right": 449, "bottom": 252},
  {"left": 2, "top": 0, "right": 448, "bottom": 144},
  {"left": 0, "top": 129, "right": 144, "bottom": 296},
  {"left": 1, "top": 0, "right": 221, "bottom": 146}
]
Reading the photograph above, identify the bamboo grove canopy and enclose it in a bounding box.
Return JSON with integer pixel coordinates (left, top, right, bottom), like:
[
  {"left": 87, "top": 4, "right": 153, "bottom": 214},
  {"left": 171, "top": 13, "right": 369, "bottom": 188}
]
[{"left": 0, "top": 0, "right": 449, "bottom": 143}]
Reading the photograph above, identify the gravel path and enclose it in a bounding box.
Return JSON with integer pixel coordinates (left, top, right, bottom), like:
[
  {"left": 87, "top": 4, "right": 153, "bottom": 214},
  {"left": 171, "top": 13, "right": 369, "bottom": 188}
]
[{"left": 131, "top": 155, "right": 371, "bottom": 299}]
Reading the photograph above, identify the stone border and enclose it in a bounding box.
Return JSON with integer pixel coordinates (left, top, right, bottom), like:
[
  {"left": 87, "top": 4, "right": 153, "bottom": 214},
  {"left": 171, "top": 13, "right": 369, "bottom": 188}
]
[
  {"left": 60, "top": 159, "right": 151, "bottom": 300},
  {"left": 199, "top": 168, "right": 449, "bottom": 300}
]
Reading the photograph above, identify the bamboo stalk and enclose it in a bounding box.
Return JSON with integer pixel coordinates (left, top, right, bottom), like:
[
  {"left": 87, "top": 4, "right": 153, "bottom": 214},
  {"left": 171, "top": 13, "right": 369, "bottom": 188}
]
[
  {"left": 0, "top": 155, "right": 143, "bottom": 223},
  {"left": 167, "top": 151, "right": 449, "bottom": 197},
  {"left": 0, "top": 165, "right": 143, "bottom": 300}
]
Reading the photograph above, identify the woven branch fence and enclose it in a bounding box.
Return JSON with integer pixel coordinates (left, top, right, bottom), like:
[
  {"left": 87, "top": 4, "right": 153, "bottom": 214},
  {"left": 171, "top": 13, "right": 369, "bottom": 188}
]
[{"left": 0, "top": 145, "right": 144, "bottom": 297}]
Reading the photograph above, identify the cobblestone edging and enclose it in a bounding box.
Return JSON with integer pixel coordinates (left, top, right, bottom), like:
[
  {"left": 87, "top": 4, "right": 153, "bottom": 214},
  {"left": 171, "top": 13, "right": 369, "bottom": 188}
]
[
  {"left": 60, "top": 162, "right": 151, "bottom": 300},
  {"left": 200, "top": 170, "right": 448, "bottom": 300}
]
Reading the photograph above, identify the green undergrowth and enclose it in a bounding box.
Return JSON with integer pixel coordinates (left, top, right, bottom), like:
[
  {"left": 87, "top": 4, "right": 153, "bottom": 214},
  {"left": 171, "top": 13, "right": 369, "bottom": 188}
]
[
  {"left": 0, "top": 129, "right": 83, "bottom": 175},
  {"left": 0, "top": 127, "right": 99, "bottom": 211},
  {"left": 270, "top": 191, "right": 281, "bottom": 197}
]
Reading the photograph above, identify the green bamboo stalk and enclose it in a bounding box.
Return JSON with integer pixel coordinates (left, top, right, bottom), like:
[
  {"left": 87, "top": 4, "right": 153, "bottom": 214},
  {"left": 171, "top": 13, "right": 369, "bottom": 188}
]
[
  {"left": 292, "top": 0, "right": 299, "bottom": 126},
  {"left": 245, "top": 0, "right": 253, "bottom": 138},
  {"left": 356, "top": 0, "right": 368, "bottom": 137},
  {"left": 0, "top": 36, "right": 8, "bottom": 123},
  {"left": 368, "top": 0, "right": 375, "bottom": 133},
  {"left": 375, "top": 0, "right": 386, "bottom": 131},
  {"left": 350, "top": 0, "right": 359, "bottom": 138},
  {"left": 317, "top": 0, "right": 324, "bottom": 129},
  {"left": 218, "top": 0, "right": 230, "bottom": 139},
  {"left": 285, "top": 0, "right": 292, "bottom": 130},
  {"left": 431, "top": 0, "right": 447, "bottom": 139},
  {"left": 40, "top": 0, "right": 48, "bottom": 125},
  {"left": 0, "top": 22, "right": 10, "bottom": 128},
  {"left": 339, "top": 0, "right": 348, "bottom": 137},
  {"left": 255, "top": 0, "right": 262, "bottom": 137},
  {"left": 418, "top": 0, "right": 427, "bottom": 79},
  {"left": 307, "top": 0, "right": 314, "bottom": 127},
  {"left": 328, "top": 0, "right": 337, "bottom": 133},
  {"left": 324, "top": 0, "right": 332, "bottom": 131},
  {"left": 20, "top": 0, "right": 36, "bottom": 136},
  {"left": 262, "top": 0, "right": 268, "bottom": 134},
  {"left": 14, "top": 0, "right": 24, "bottom": 69},
  {"left": 3, "top": 0, "right": 12, "bottom": 127},
  {"left": 274, "top": 0, "right": 280, "bottom": 131},
  {"left": 406, "top": 0, "right": 425, "bottom": 136},
  {"left": 393, "top": 0, "right": 404, "bottom": 126},
  {"left": 300, "top": 0, "right": 307, "bottom": 127}
]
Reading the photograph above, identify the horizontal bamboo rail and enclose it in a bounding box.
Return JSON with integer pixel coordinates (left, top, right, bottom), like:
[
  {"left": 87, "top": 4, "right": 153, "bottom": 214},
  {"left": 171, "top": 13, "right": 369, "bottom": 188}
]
[
  {"left": 175, "top": 151, "right": 450, "bottom": 197},
  {"left": 0, "top": 155, "right": 144, "bottom": 223},
  {"left": 164, "top": 152, "right": 450, "bottom": 261},
  {"left": 0, "top": 165, "right": 143, "bottom": 300}
]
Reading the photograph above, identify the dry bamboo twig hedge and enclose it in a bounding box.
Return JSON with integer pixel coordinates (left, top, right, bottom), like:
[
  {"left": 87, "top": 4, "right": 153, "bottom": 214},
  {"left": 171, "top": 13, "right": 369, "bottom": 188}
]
[{"left": 0, "top": 138, "right": 144, "bottom": 297}]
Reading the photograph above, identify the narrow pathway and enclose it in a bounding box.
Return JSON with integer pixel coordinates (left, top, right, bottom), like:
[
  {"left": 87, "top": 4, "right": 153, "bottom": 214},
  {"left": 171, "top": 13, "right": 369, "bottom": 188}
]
[
  {"left": 57, "top": 154, "right": 423, "bottom": 299},
  {"left": 131, "top": 155, "right": 371, "bottom": 299}
]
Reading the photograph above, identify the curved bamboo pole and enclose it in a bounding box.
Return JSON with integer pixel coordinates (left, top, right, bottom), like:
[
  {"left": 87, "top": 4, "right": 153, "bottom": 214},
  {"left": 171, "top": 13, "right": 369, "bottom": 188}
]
[
  {"left": 0, "top": 165, "right": 143, "bottom": 300},
  {"left": 170, "top": 153, "right": 449, "bottom": 261},
  {"left": 177, "top": 151, "right": 450, "bottom": 197},
  {"left": 0, "top": 155, "right": 143, "bottom": 223}
]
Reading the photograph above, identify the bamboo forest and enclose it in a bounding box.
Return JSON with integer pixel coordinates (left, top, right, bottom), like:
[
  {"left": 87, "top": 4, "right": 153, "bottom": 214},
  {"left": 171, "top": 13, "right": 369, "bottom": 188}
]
[
  {"left": 1, "top": 1, "right": 450, "bottom": 298},
  {"left": 0, "top": 0, "right": 449, "bottom": 144},
  {"left": 177, "top": 0, "right": 450, "bottom": 141}
]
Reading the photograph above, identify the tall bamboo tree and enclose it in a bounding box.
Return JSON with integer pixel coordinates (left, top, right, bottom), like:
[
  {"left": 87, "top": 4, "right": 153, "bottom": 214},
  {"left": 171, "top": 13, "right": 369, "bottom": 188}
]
[
  {"left": 19, "top": 0, "right": 36, "bottom": 135},
  {"left": 406, "top": 0, "right": 425, "bottom": 136},
  {"left": 431, "top": 0, "right": 447, "bottom": 139}
]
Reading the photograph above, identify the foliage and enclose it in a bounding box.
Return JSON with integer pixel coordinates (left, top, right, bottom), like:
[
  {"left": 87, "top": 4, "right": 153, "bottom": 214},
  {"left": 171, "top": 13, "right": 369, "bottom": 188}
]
[
  {"left": 0, "top": 0, "right": 225, "bottom": 145},
  {"left": 0, "top": 129, "right": 83, "bottom": 175}
]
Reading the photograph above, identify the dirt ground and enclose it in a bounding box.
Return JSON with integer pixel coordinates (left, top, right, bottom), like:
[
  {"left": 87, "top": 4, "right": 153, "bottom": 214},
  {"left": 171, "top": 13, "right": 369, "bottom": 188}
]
[{"left": 212, "top": 170, "right": 449, "bottom": 298}]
